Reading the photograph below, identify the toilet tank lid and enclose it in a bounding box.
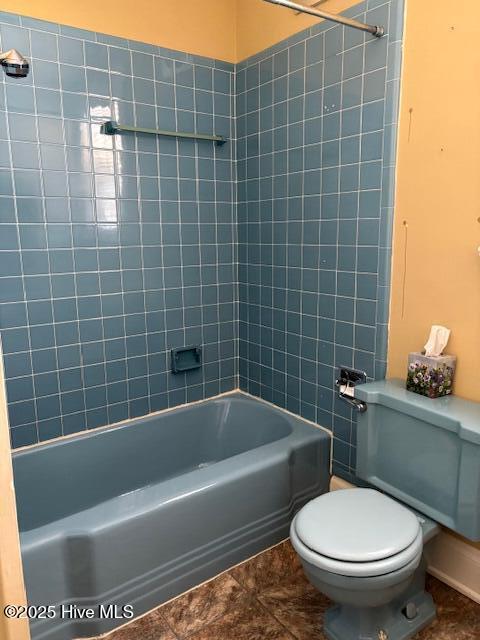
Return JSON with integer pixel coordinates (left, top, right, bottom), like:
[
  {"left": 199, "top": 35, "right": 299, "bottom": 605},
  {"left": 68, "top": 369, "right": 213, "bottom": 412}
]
[{"left": 355, "top": 379, "right": 480, "bottom": 445}]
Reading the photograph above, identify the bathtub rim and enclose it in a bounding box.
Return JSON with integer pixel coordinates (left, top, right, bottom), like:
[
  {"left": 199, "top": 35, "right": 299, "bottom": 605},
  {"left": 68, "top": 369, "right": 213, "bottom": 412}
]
[
  {"left": 11, "top": 389, "right": 333, "bottom": 461},
  {"left": 20, "top": 425, "right": 326, "bottom": 542},
  {"left": 18, "top": 394, "right": 331, "bottom": 537}
]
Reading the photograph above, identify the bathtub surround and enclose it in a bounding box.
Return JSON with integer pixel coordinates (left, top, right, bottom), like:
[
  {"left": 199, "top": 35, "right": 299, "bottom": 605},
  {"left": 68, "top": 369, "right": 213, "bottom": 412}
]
[
  {"left": 0, "top": 12, "right": 237, "bottom": 447},
  {"left": 0, "top": 1, "right": 404, "bottom": 482},
  {"left": 237, "top": 0, "right": 403, "bottom": 479}
]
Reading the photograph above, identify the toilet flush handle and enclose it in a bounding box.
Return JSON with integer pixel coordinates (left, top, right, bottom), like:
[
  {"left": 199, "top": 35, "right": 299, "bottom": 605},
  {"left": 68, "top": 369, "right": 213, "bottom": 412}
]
[{"left": 335, "top": 367, "right": 368, "bottom": 413}]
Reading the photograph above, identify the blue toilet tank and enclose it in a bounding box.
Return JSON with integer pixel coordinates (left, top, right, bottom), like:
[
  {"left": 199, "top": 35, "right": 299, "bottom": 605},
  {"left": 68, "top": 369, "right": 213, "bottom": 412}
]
[{"left": 354, "top": 379, "right": 480, "bottom": 541}]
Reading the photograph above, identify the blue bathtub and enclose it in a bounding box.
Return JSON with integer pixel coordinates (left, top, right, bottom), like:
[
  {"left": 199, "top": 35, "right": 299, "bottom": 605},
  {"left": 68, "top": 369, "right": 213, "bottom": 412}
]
[{"left": 13, "top": 392, "right": 330, "bottom": 639}]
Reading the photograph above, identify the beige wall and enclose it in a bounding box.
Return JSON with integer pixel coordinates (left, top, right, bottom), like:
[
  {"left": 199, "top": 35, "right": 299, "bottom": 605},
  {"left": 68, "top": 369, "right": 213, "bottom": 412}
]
[
  {"left": 0, "top": 0, "right": 238, "bottom": 62},
  {"left": 387, "top": 0, "right": 480, "bottom": 553},
  {"left": 387, "top": 1, "right": 480, "bottom": 403}
]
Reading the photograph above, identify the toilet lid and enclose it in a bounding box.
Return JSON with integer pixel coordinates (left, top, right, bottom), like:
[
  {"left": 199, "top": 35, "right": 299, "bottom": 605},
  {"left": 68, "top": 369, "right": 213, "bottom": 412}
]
[{"left": 295, "top": 489, "right": 421, "bottom": 562}]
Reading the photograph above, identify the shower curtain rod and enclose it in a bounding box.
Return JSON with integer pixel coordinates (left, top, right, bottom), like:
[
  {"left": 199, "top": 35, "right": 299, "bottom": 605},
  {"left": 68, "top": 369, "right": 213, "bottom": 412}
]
[{"left": 263, "top": 0, "right": 384, "bottom": 38}]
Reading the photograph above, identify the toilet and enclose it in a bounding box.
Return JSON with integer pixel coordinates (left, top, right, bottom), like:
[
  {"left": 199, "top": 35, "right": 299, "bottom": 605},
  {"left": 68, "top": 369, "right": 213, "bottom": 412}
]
[
  {"left": 291, "top": 379, "right": 480, "bottom": 640},
  {"left": 291, "top": 489, "right": 438, "bottom": 640}
]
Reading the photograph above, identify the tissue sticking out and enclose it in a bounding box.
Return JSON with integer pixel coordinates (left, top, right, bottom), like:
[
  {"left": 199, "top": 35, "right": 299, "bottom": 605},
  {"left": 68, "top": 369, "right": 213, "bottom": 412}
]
[{"left": 423, "top": 325, "right": 451, "bottom": 357}]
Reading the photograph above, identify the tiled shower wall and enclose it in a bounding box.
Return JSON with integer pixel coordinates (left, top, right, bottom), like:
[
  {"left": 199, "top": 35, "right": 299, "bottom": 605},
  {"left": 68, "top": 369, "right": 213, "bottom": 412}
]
[
  {"left": 237, "top": 0, "right": 403, "bottom": 479},
  {"left": 0, "top": 1, "right": 404, "bottom": 472},
  {"left": 0, "top": 12, "right": 236, "bottom": 447}
]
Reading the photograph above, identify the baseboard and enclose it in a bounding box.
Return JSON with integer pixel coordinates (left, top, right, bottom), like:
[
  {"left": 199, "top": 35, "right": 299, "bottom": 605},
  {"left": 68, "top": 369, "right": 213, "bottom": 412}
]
[
  {"left": 330, "top": 476, "right": 480, "bottom": 604},
  {"left": 425, "top": 532, "right": 480, "bottom": 604}
]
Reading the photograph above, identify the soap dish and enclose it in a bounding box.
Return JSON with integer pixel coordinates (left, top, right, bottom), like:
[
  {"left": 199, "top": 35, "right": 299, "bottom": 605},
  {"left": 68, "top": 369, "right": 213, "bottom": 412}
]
[{"left": 171, "top": 345, "right": 202, "bottom": 374}]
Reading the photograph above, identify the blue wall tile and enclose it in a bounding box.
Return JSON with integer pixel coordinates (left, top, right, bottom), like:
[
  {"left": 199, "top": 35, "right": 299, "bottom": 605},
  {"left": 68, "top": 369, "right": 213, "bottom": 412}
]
[
  {"left": 0, "top": 2, "right": 403, "bottom": 467},
  {"left": 0, "top": 10, "right": 236, "bottom": 447},
  {"left": 238, "top": 0, "right": 404, "bottom": 477}
]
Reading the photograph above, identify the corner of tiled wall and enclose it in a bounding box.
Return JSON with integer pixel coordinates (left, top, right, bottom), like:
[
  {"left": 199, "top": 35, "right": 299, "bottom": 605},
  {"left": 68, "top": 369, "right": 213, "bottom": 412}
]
[
  {"left": 236, "top": 0, "right": 404, "bottom": 482},
  {"left": 0, "top": 0, "right": 405, "bottom": 482}
]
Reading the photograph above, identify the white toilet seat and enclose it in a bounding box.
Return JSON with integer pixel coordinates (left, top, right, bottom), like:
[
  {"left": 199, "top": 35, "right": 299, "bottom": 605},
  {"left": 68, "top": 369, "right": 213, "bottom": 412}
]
[{"left": 291, "top": 488, "right": 424, "bottom": 577}]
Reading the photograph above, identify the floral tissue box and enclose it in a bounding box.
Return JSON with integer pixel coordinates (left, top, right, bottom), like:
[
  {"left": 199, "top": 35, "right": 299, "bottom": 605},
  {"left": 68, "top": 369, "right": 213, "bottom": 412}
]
[{"left": 406, "top": 353, "right": 456, "bottom": 399}]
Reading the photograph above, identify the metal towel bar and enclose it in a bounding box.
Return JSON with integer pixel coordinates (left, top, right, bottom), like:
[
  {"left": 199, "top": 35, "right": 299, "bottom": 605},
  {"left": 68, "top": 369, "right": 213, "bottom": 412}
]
[{"left": 101, "top": 120, "right": 227, "bottom": 146}]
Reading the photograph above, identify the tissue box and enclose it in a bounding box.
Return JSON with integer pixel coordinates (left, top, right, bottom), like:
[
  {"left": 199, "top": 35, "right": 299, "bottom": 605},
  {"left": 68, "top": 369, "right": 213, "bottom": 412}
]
[{"left": 406, "top": 353, "right": 456, "bottom": 398}]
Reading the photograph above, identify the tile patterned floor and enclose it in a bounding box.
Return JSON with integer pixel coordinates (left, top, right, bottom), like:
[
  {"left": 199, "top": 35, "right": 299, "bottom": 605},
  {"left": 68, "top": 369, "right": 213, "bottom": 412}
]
[{"left": 94, "top": 540, "right": 480, "bottom": 640}]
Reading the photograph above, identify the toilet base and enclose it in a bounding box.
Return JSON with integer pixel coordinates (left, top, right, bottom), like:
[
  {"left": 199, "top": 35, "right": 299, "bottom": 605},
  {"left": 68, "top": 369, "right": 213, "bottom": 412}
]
[{"left": 323, "top": 579, "right": 436, "bottom": 640}]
